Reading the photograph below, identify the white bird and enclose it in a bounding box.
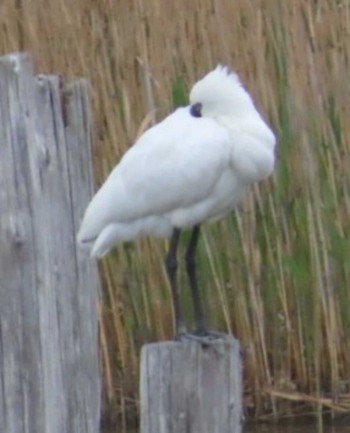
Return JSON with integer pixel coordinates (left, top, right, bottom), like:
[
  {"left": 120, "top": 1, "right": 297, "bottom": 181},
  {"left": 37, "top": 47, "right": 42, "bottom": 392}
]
[{"left": 78, "top": 65, "right": 276, "bottom": 340}]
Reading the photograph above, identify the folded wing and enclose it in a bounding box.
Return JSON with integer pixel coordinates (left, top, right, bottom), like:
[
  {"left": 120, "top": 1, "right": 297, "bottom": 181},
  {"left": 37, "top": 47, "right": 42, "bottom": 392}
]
[{"left": 77, "top": 108, "right": 231, "bottom": 248}]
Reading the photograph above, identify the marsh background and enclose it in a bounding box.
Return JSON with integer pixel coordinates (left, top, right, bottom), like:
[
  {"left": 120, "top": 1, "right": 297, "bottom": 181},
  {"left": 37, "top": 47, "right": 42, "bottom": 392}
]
[{"left": 1, "top": 0, "right": 350, "bottom": 431}]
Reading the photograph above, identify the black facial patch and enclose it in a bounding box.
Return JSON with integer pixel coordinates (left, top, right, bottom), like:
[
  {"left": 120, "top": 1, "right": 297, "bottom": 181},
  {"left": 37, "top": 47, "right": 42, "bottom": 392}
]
[{"left": 190, "top": 102, "right": 202, "bottom": 118}]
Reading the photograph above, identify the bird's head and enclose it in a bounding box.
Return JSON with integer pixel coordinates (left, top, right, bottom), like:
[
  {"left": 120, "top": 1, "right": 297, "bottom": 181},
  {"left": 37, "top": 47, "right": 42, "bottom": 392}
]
[{"left": 189, "top": 65, "right": 255, "bottom": 120}]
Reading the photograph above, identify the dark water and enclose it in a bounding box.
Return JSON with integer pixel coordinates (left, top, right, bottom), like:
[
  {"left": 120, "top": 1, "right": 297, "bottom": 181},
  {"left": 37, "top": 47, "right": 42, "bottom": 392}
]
[
  {"left": 104, "top": 424, "right": 350, "bottom": 433},
  {"left": 245, "top": 424, "right": 350, "bottom": 433}
]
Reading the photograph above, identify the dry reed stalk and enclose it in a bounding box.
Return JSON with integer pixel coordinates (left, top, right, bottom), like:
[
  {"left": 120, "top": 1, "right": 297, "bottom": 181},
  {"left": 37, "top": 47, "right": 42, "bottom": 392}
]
[{"left": 1, "top": 0, "right": 350, "bottom": 427}]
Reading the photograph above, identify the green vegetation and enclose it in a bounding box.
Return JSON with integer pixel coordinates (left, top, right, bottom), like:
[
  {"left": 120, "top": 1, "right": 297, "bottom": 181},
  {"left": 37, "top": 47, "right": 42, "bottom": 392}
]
[{"left": 1, "top": 0, "right": 349, "bottom": 428}]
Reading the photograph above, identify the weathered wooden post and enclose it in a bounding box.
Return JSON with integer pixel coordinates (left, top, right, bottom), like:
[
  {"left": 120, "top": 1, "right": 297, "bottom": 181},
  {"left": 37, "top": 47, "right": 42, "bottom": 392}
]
[
  {"left": 140, "top": 336, "right": 242, "bottom": 433},
  {"left": 0, "top": 53, "right": 100, "bottom": 433}
]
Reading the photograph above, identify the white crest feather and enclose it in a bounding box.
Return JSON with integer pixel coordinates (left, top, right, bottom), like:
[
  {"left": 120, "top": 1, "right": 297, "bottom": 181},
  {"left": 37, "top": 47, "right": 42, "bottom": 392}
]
[{"left": 189, "top": 65, "right": 254, "bottom": 115}]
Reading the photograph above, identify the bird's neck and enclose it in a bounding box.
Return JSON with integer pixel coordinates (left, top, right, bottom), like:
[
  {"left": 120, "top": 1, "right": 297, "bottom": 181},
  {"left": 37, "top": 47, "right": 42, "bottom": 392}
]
[{"left": 215, "top": 113, "right": 275, "bottom": 149}]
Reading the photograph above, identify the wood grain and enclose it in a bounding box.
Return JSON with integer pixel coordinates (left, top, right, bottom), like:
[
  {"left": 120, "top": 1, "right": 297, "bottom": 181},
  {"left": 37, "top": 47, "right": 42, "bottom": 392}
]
[
  {"left": 140, "top": 337, "right": 242, "bottom": 433},
  {"left": 0, "top": 53, "right": 100, "bottom": 433}
]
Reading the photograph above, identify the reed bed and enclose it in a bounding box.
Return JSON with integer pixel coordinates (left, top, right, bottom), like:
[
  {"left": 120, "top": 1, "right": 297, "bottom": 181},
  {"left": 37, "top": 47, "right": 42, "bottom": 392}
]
[{"left": 1, "top": 0, "right": 350, "bottom": 428}]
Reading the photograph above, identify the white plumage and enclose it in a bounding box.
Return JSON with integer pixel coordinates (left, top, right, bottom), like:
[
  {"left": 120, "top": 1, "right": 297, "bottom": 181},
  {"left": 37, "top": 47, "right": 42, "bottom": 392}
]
[{"left": 78, "top": 65, "right": 276, "bottom": 258}]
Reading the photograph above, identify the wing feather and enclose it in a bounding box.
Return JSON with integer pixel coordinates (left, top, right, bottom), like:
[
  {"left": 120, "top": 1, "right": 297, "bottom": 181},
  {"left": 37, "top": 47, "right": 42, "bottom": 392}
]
[{"left": 78, "top": 107, "right": 231, "bottom": 242}]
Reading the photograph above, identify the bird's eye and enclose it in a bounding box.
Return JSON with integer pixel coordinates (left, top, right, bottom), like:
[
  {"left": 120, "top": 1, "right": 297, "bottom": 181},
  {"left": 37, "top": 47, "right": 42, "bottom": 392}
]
[{"left": 190, "top": 103, "right": 202, "bottom": 118}]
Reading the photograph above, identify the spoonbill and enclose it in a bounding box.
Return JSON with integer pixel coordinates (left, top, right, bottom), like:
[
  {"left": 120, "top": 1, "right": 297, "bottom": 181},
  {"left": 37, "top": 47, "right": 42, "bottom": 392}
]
[{"left": 78, "top": 65, "right": 276, "bottom": 341}]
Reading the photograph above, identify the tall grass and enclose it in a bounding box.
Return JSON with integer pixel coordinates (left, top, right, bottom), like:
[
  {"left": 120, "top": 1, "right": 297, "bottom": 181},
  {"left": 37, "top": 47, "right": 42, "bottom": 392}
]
[{"left": 1, "top": 0, "right": 350, "bottom": 428}]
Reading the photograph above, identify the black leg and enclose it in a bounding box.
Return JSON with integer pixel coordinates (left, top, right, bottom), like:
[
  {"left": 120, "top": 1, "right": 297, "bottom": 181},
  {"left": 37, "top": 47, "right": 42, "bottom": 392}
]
[
  {"left": 185, "top": 225, "right": 207, "bottom": 334},
  {"left": 165, "top": 228, "right": 185, "bottom": 337}
]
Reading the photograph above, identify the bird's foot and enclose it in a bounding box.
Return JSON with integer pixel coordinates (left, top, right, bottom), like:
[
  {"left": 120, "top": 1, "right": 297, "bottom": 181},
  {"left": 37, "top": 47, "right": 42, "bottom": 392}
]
[{"left": 176, "top": 328, "right": 230, "bottom": 346}]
